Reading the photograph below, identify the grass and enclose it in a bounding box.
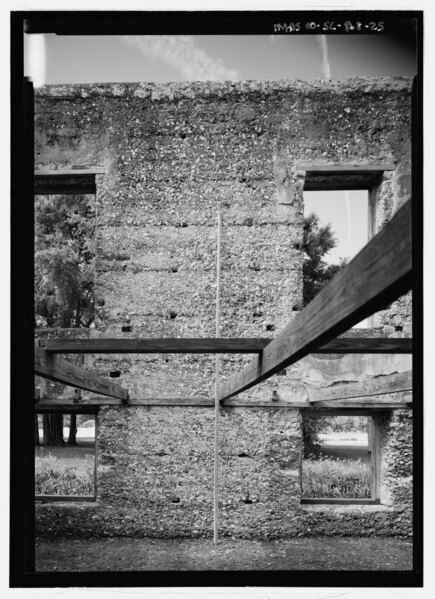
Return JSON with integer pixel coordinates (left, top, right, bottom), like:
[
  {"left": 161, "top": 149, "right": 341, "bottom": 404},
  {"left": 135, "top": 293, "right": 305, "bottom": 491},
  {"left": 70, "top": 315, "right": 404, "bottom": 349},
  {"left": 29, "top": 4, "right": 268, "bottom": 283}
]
[
  {"left": 35, "top": 454, "right": 94, "bottom": 496},
  {"left": 302, "top": 455, "right": 371, "bottom": 499}
]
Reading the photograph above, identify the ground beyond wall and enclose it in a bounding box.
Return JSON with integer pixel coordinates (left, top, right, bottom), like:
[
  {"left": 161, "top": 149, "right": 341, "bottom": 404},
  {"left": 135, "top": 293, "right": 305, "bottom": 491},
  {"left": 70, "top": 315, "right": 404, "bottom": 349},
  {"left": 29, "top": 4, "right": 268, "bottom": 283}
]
[{"left": 35, "top": 78, "right": 413, "bottom": 539}]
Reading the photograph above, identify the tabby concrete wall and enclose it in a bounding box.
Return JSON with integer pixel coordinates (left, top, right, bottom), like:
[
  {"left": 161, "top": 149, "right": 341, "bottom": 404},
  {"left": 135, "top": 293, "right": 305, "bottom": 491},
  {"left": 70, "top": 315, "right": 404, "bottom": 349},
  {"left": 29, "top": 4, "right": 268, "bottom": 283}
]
[
  {"left": 35, "top": 78, "right": 413, "bottom": 539},
  {"left": 35, "top": 406, "right": 412, "bottom": 539}
]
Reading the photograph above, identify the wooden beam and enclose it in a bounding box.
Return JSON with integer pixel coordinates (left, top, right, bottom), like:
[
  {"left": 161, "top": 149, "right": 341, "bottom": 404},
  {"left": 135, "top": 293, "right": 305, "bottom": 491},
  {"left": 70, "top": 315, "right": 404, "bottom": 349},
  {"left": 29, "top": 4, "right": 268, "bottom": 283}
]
[
  {"left": 38, "top": 337, "right": 412, "bottom": 355},
  {"left": 295, "top": 164, "right": 395, "bottom": 172},
  {"left": 308, "top": 371, "right": 412, "bottom": 403},
  {"left": 35, "top": 496, "right": 96, "bottom": 502},
  {"left": 38, "top": 338, "right": 271, "bottom": 354},
  {"left": 301, "top": 498, "right": 381, "bottom": 505},
  {"left": 36, "top": 396, "right": 212, "bottom": 407},
  {"left": 301, "top": 165, "right": 395, "bottom": 191},
  {"left": 35, "top": 396, "right": 412, "bottom": 410},
  {"left": 35, "top": 345, "right": 128, "bottom": 400},
  {"left": 299, "top": 400, "right": 412, "bottom": 411},
  {"left": 219, "top": 200, "right": 412, "bottom": 403},
  {"left": 312, "top": 337, "right": 412, "bottom": 354},
  {"left": 35, "top": 169, "right": 106, "bottom": 176},
  {"left": 34, "top": 169, "right": 104, "bottom": 195}
]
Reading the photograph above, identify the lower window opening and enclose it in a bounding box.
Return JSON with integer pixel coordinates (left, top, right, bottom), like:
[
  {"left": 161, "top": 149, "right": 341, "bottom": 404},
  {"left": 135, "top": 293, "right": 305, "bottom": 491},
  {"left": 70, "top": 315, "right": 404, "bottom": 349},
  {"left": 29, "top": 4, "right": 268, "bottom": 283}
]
[
  {"left": 35, "top": 412, "right": 97, "bottom": 501},
  {"left": 301, "top": 413, "right": 379, "bottom": 504}
]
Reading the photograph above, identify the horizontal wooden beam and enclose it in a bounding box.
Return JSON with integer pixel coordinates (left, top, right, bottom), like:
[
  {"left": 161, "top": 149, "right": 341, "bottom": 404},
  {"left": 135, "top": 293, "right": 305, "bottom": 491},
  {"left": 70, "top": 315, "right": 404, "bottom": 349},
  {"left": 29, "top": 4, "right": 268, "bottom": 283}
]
[
  {"left": 308, "top": 371, "right": 412, "bottom": 403},
  {"left": 36, "top": 395, "right": 210, "bottom": 407},
  {"left": 219, "top": 200, "right": 412, "bottom": 403},
  {"left": 301, "top": 499, "right": 381, "bottom": 505},
  {"left": 34, "top": 170, "right": 104, "bottom": 195},
  {"left": 35, "top": 496, "right": 96, "bottom": 502},
  {"left": 38, "top": 338, "right": 271, "bottom": 354},
  {"left": 295, "top": 164, "right": 395, "bottom": 172},
  {"left": 35, "top": 169, "right": 106, "bottom": 176},
  {"left": 35, "top": 395, "right": 412, "bottom": 410},
  {"left": 301, "top": 165, "right": 395, "bottom": 191},
  {"left": 37, "top": 337, "right": 412, "bottom": 355},
  {"left": 312, "top": 337, "right": 412, "bottom": 354},
  {"left": 35, "top": 345, "right": 128, "bottom": 400}
]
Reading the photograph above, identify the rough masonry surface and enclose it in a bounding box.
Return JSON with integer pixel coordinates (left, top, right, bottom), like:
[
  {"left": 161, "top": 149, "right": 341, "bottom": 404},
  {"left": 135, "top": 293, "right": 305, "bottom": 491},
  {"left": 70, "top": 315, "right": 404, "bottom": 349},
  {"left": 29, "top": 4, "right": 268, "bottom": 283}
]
[{"left": 35, "top": 78, "right": 413, "bottom": 539}]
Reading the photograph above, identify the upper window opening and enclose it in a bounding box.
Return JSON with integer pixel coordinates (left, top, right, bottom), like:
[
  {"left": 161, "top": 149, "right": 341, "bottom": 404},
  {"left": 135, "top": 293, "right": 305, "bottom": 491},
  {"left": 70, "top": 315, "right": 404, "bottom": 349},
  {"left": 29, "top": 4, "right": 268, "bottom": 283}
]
[
  {"left": 35, "top": 193, "right": 96, "bottom": 328},
  {"left": 300, "top": 165, "right": 391, "bottom": 327},
  {"left": 304, "top": 189, "right": 368, "bottom": 267},
  {"left": 34, "top": 171, "right": 101, "bottom": 329},
  {"left": 302, "top": 189, "right": 371, "bottom": 329}
]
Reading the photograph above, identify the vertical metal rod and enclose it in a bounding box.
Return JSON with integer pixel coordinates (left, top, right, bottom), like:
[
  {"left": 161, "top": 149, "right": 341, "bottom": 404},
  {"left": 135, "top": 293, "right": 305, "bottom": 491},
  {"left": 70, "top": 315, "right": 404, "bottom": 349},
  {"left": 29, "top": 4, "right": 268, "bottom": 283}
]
[{"left": 214, "top": 211, "right": 222, "bottom": 545}]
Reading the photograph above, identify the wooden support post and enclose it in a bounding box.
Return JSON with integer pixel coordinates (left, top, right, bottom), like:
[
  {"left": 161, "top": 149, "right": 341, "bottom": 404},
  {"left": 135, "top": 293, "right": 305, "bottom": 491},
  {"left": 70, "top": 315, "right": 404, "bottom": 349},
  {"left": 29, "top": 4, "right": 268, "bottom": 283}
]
[{"left": 73, "top": 389, "right": 82, "bottom": 404}]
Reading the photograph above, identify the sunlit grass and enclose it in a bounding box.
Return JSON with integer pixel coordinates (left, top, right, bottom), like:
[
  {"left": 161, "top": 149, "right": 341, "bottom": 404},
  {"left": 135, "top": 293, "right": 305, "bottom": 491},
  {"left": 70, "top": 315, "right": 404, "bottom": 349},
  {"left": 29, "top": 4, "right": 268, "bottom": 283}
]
[
  {"left": 35, "top": 454, "right": 94, "bottom": 496},
  {"left": 302, "top": 455, "right": 371, "bottom": 499}
]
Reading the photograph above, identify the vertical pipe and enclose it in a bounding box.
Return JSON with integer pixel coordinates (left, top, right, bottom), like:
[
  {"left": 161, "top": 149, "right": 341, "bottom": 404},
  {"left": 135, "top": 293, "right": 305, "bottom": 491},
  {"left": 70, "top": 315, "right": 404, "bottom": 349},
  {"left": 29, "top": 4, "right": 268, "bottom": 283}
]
[
  {"left": 214, "top": 211, "right": 222, "bottom": 544},
  {"left": 94, "top": 413, "right": 98, "bottom": 501}
]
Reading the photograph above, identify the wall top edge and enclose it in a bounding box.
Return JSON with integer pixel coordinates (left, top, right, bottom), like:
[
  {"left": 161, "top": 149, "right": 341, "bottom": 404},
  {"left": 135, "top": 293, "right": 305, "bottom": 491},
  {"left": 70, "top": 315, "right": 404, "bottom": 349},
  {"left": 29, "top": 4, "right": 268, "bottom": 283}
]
[{"left": 34, "top": 77, "right": 413, "bottom": 100}]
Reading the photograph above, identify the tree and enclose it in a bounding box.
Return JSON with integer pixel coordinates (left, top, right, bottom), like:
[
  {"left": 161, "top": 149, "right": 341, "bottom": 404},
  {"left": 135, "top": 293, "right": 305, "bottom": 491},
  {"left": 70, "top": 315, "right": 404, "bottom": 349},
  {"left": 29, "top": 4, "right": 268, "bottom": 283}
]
[
  {"left": 35, "top": 194, "right": 95, "bottom": 328},
  {"left": 42, "top": 414, "right": 64, "bottom": 446},
  {"left": 67, "top": 414, "right": 78, "bottom": 446},
  {"left": 35, "top": 194, "right": 95, "bottom": 446},
  {"left": 302, "top": 212, "right": 348, "bottom": 307},
  {"left": 301, "top": 213, "right": 348, "bottom": 455}
]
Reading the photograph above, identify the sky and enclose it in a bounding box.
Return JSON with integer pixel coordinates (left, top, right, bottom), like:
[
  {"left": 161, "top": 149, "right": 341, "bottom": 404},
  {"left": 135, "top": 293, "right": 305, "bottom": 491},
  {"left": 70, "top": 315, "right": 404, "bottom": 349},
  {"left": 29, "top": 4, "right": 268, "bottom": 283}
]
[
  {"left": 24, "top": 33, "right": 417, "bottom": 86},
  {"left": 304, "top": 190, "right": 368, "bottom": 264},
  {"left": 24, "top": 30, "right": 417, "bottom": 267}
]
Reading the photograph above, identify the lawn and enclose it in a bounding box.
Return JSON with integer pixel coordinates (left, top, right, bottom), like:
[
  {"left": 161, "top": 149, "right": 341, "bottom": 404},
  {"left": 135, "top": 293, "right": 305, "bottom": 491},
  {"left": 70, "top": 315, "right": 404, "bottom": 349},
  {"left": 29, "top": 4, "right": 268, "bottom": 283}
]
[
  {"left": 35, "top": 441, "right": 95, "bottom": 496},
  {"left": 302, "top": 456, "right": 371, "bottom": 498}
]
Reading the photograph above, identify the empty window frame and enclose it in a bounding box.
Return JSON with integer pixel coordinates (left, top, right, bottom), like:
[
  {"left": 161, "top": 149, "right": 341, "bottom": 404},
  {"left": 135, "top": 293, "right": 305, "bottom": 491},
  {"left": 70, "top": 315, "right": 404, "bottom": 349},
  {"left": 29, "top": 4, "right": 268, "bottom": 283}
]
[
  {"left": 301, "top": 166, "right": 392, "bottom": 327},
  {"left": 301, "top": 411, "right": 381, "bottom": 505},
  {"left": 35, "top": 411, "right": 97, "bottom": 502}
]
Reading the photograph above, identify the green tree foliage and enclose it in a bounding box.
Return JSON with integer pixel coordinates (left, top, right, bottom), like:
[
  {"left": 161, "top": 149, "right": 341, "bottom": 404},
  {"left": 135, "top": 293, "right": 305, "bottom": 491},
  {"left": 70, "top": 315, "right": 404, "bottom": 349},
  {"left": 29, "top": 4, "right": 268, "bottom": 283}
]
[
  {"left": 35, "top": 194, "right": 95, "bottom": 328},
  {"left": 302, "top": 212, "right": 348, "bottom": 307},
  {"left": 35, "top": 195, "right": 95, "bottom": 447},
  {"left": 301, "top": 214, "right": 349, "bottom": 455}
]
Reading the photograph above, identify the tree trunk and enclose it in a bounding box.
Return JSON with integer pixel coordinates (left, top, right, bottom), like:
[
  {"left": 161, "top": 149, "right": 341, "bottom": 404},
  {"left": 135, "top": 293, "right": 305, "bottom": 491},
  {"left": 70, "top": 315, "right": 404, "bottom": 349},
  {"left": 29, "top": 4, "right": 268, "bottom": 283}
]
[
  {"left": 35, "top": 415, "right": 40, "bottom": 446},
  {"left": 42, "top": 415, "right": 50, "bottom": 445},
  {"left": 42, "top": 414, "right": 64, "bottom": 446},
  {"left": 67, "top": 413, "right": 78, "bottom": 445},
  {"left": 52, "top": 414, "right": 64, "bottom": 445}
]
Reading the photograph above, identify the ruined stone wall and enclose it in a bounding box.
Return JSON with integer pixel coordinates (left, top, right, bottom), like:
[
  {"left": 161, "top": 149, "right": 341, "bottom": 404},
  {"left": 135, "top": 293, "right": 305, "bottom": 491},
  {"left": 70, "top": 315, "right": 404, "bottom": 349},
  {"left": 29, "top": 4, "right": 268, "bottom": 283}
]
[
  {"left": 35, "top": 404, "right": 412, "bottom": 540},
  {"left": 35, "top": 78, "right": 413, "bottom": 539}
]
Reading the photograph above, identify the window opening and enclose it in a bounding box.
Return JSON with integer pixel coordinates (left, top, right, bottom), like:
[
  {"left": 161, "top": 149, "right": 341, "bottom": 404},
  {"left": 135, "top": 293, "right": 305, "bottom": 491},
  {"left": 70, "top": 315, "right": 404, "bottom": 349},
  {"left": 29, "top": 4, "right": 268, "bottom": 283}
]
[
  {"left": 34, "top": 193, "right": 96, "bottom": 329},
  {"left": 301, "top": 413, "right": 380, "bottom": 504},
  {"left": 303, "top": 189, "right": 372, "bottom": 327},
  {"left": 35, "top": 412, "right": 97, "bottom": 501}
]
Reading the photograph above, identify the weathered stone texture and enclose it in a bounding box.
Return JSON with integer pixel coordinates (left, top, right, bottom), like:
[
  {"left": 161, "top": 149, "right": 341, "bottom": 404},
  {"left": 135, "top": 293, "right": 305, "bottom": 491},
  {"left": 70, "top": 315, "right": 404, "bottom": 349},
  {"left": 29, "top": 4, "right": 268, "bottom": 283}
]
[
  {"left": 35, "top": 78, "right": 413, "bottom": 539},
  {"left": 380, "top": 410, "right": 413, "bottom": 507},
  {"left": 35, "top": 405, "right": 412, "bottom": 540}
]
